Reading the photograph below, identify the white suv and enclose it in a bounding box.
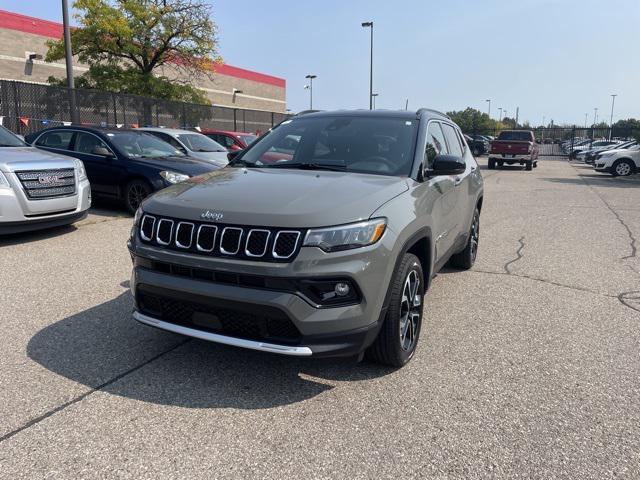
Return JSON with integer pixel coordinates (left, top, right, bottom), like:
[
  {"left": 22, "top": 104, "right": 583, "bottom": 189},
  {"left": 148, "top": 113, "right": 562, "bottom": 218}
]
[
  {"left": 594, "top": 144, "right": 640, "bottom": 176},
  {"left": 0, "top": 126, "right": 91, "bottom": 234}
]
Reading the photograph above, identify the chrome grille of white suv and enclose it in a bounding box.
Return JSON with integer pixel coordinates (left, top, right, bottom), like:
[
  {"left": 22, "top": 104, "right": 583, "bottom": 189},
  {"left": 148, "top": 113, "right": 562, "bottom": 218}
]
[
  {"left": 15, "top": 168, "right": 76, "bottom": 200},
  {"left": 138, "top": 215, "right": 303, "bottom": 263}
]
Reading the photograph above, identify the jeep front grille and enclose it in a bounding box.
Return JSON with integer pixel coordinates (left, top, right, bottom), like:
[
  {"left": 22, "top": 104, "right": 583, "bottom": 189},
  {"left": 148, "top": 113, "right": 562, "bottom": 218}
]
[
  {"left": 15, "top": 168, "right": 76, "bottom": 200},
  {"left": 139, "top": 214, "right": 304, "bottom": 262}
]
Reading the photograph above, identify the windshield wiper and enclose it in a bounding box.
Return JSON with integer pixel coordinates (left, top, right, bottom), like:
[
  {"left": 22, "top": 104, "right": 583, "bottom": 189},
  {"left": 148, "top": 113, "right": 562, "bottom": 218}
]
[{"left": 267, "top": 162, "right": 347, "bottom": 172}]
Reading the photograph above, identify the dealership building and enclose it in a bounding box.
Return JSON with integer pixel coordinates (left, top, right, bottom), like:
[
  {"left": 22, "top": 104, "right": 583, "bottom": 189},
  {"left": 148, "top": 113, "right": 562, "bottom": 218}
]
[{"left": 0, "top": 9, "right": 286, "bottom": 113}]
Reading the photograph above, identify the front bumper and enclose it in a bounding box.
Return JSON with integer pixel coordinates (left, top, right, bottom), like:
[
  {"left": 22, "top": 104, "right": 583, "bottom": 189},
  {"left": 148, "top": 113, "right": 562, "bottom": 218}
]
[
  {"left": 128, "top": 233, "right": 395, "bottom": 357},
  {"left": 0, "top": 178, "right": 91, "bottom": 234}
]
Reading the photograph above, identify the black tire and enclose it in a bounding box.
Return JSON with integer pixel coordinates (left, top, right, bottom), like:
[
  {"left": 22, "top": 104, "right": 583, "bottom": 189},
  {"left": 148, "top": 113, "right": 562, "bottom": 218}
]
[
  {"left": 124, "top": 179, "right": 152, "bottom": 214},
  {"left": 367, "top": 253, "right": 424, "bottom": 367},
  {"left": 497, "top": 161, "right": 504, "bottom": 168},
  {"left": 611, "top": 159, "right": 635, "bottom": 177},
  {"left": 533, "top": 161, "right": 538, "bottom": 168},
  {"left": 488, "top": 158, "right": 496, "bottom": 170},
  {"left": 525, "top": 161, "right": 533, "bottom": 171},
  {"left": 472, "top": 147, "right": 481, "bottom": 157},
  {"left": 450, "top": 208, "right": 480, "bottom": 270}
]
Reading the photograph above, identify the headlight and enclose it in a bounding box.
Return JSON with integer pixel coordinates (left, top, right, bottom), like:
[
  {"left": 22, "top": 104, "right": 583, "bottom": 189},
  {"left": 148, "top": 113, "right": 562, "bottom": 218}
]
[
  {"left": 160, "top": 171, "right": 189, "bottom": 184},
  {"left": 133, "top": 206, "right": 144, "bottom": 226},
  {"left": 73, "top": 158, "right": 87, "bottom": 181},
  {"left": 303, "top": 218, "right": 386, "bottom": 252},
  {"left": 0, "top": 171, "right": 11, "bottom": 189}
]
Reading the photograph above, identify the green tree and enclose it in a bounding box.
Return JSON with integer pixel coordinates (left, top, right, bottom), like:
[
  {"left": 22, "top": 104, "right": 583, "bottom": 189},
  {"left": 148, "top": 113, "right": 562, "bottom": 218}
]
[
  {"left": 446, "top": 107, "right": 500, "bottom": 134},
  {"left": 45, "top": 0, "right": 221, "bottom": 104}
]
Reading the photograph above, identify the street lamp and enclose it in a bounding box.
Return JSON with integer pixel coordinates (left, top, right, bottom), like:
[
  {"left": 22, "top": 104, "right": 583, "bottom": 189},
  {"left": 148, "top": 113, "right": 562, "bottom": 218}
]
[
  {"left": 372, "top": 93, "right": 379, "bottom": 109},
  {"left": 485, "top": 99, "right": 491, "bottom": 118},
  {"left": 593, "top": 107, "right": 598, "bottom": 127},
  {"left": 361, "top": 21, "right": 374, "bottom": 110},
  {"left": 304, "top": 74, "right": 316, "bottom": 109},
  {"left": 584, "top": 113, "right": 588, "bottom": 128},
  {"left": 609, "top": 94, "right": 617, "bottom": 140},
  {"left": 61, "top": 0, "right": 78, "bottom": 123},
  {"left": 498, "top": 107, "right": 502, "bottom": 122}
]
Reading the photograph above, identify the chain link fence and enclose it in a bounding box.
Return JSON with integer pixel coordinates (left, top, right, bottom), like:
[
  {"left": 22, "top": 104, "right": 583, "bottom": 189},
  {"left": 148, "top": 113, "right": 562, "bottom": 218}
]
[{"left": 0, "top": 79, "right": 289, "bottom": 135}]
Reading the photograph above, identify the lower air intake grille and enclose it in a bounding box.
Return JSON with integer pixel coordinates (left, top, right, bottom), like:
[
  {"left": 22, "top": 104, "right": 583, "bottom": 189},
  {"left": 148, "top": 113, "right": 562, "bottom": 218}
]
[{"left": 137, "top": 290, "right": 301, "bottom": 344}]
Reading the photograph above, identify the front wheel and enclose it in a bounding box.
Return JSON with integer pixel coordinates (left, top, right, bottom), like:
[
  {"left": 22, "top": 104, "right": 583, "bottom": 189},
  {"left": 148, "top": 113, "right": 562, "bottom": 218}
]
[
  {"left": 367, "top": 253, "right": 424, "bottom": 367},
  {"left": 525, "top": 161, "right": 533, "bottom": 171},
  {"left": 488, "top": 159, "right": 496, "bottom": 170},
  {"left": 611, "top": 159, "right": 634, "bottom": 177},
  {"left": 472, "top": 147, "right": 481, "bottom": 156},
  {"left": 124, "top": 179, "right": 152, "bottom": 214}
]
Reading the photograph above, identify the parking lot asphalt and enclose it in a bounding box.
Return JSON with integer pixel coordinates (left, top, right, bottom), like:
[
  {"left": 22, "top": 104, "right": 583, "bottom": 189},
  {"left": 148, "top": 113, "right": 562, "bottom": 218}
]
[{"left": 1, "top": 157, "right": 639, "bottom": 479}]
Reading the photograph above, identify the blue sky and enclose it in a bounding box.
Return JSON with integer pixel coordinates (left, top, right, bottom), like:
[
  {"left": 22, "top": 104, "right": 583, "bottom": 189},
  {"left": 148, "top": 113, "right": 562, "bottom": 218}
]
[{"left": 5, "top": 0, "right": 639, "bottom": 125}]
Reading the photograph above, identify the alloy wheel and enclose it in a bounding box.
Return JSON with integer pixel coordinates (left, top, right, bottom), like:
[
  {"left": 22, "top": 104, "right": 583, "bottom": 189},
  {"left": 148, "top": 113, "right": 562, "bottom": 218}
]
[
  {"left": 128, "top": 184, "right": 148, "bottom": 210},
  {"left": 470, "top": 213, "right": 480, "bottom": 262},
  {"left": 616, "top": 162, "right": 631, "bottom": 176},
  {"left": 399, "top": 270, "right": 422, "bottom": 351}
]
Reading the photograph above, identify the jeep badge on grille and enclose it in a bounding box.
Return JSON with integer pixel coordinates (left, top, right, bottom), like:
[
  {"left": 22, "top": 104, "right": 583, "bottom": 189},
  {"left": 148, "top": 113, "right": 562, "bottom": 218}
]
[{"left": 201, "top": 210, "right": 224, "bottom": 221}]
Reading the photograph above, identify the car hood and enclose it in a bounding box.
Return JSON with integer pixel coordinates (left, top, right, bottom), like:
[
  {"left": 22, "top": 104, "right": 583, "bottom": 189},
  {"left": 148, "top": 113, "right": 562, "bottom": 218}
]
[
  {"left": 185, "top": 150, "right": 229, "bottom": 167},
  {"left": 143, "top": 167, "right": 409, "bottom": 228},
  {"left": 0, "top": 146, "right": 78, "bottom": 172},
  {"left": 131, "top": 155, "right": 219, "bottom": 175}
]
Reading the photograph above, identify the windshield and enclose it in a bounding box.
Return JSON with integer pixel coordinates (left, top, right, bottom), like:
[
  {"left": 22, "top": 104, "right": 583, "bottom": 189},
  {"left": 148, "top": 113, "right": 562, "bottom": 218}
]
[
  {"left": 175, "top": 133, "right": 226, "bottom": 152},
  {"left": 108, "top": 132, "right": 184, "bottom": 158},
  {"left": 0, "top": 126, "right": 26, "bottom": 147},
  {"left": 234, "top": 116, "right": 418, "bottom": 176},
  {"left": 240, "top": 134, "right": 258, "bottom": 146},
  {"left": 497, "top": 131, "right": 532, "bottom": 141}
]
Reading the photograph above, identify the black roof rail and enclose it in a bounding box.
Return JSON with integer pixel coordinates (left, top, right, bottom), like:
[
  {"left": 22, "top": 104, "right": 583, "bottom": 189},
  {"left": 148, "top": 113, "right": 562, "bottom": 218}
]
[
  {"left": 295, "top": 109, "right": 323, "bottom": 116},
  {"left": 416, "top": 108, "right": 450, "bottom": 119}
]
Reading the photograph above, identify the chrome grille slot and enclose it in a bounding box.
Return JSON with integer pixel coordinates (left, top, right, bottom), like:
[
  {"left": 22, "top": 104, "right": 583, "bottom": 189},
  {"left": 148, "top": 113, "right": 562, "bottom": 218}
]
[
  {"left": 175, "top": 222, "right": 194, "bottom": 249},
  {"left": 156, "top": 219, "right": 174, "bottom": 245},
  {"left": 16, "top": 168, "right": 76, "bottom": 200},
  {"left": 220, "top": 227, "right": 243, "bottom": 255},
  {"left": 140, "top": 215, "right": 156, "bottom": 241},
  {"left": 245, "top": 229, "right": 270, "bottom": 257},
  {"left": 273, "top": 231, "right": 301, "bottom": 259},
  {"left": 137, "top": 214, "right": 303, "bottom": 263},
  {"left": 196, "top": 225, "right": 217, "bottom": 252}
]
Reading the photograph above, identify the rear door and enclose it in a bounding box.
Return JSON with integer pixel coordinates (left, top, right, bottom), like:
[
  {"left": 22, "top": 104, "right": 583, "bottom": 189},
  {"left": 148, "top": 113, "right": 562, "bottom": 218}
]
[{"left": 72, "top": 131, "right": 122, "bottom": 196}]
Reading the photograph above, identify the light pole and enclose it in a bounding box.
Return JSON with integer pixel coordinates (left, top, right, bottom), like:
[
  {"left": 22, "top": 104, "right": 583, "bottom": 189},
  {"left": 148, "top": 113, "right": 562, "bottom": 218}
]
[
  {"left": 593, "top": 107, "right": 598, "bottom": 127},
  {"left": 304, "top": 74, "right": 316, "bottom": 110},
  {"left": 62, "top": 0, "right": 78, "bottom": 123},
  {"left": 584, "top": 113, "right": 588, "bottom": 128},
  {"left": 609, "top": 94, "right": 617, "bottom": 140},
  {"left": 485, "top": 99, "right": 491, "bottom": 118},
  {"left": 372, "top": 93, "right": 379, "bottom": 109},
  {"left": 498, "top": 107, "right": 502, "bottom": 122},
  {"left": 504, "top": 110, "right": 508, "bottom": 126},
  {"left": 361, "top": 21, "right": 374, "bottom": 110}
]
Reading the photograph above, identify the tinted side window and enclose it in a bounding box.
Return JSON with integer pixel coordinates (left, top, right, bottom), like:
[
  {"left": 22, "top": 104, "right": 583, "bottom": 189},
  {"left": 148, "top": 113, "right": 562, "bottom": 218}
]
[
  {"left": 74, "top": 132, "right": 109, "bottom": 154},
  {"left": 221, "top": 135, "right": 235, "bottom": 148},
  {"left": 425, "top": 122, "right": 448, "bottom": 168},
  {"left": 36, "top": 131, "right": 73, "bottom": 150},
  {"left": 441, "top": 123, "right": 463, "bottom": 157},
  {"left": 151, "top": 132, "right": 184, "bottom": 151}
]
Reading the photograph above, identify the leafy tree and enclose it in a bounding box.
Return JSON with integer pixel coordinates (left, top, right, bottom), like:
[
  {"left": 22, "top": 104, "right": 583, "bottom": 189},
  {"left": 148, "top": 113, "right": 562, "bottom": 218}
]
[
  {"left": 45, "top": 0, "right": 221, "bottom": 104},
  {"left": 446, "top": 107, "right": 500, "bottom": 134}
]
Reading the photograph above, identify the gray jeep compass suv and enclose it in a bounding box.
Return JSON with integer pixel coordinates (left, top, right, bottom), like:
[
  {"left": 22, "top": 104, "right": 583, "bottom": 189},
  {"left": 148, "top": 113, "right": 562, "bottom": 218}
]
[{"left": 127, "top": 109, "right": 483, "bottom": 367}]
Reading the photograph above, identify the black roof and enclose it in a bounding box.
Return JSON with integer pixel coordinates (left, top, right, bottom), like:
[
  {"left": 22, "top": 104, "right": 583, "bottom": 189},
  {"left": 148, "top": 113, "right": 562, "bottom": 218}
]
[{"left": 294, "top": 108, "right": 449, "bottom": 121}]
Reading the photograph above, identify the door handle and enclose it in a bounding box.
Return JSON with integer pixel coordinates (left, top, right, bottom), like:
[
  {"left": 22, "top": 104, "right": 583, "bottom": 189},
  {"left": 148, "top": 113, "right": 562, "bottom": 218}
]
[{"left": 454, "top": 176, "right": 463, "bottom": 186}]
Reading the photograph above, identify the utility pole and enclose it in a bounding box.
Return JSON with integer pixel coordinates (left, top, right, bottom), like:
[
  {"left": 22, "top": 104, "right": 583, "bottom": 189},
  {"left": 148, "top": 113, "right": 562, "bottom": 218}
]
[
  {"left": 498, "top": 107, "right": 502, "bottom": 122},
  {"left": 361, "top": 21, "right": 374, "bottom": 110},
  {"left": 593, "top": 108, "right": 598, "bottom": 126},
  {"left": 515, "top": 107, "right": 519, "bottom": 128},
  {"left": 405, "top": 99, "right": 408, "bottom": 111},
  {"left": 584, "top": 113, "right": 588, "bottom": 128},
  {"left": 485, "top": 99, "right": 491, "bottom": 118},
  {"left": 62, "top": 0, "right": 78, "bottom": 123},
  {"left": 609, "top": 94, "right": 617, "bottom": 140}
]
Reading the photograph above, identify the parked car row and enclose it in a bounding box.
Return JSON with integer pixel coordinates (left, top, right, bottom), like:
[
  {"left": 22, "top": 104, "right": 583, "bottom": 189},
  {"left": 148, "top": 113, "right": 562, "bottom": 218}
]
[
  {"left": 591, "top": 143, "right": 640, "bottom": 176},
  {"left": 0, "top": 125, "right": 261, "bottom": 234}
]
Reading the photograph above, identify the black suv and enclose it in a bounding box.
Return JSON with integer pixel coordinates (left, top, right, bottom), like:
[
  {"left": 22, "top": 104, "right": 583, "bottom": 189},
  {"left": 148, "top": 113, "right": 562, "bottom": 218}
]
[{"left": 25, "top": 126, "right": 221, "bottom": 213}]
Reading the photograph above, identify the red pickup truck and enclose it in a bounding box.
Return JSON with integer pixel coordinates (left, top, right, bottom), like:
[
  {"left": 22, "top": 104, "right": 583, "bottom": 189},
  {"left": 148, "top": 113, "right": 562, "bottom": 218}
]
[{"left": 488, "top": 130, "right": 539, "bottom": 171}]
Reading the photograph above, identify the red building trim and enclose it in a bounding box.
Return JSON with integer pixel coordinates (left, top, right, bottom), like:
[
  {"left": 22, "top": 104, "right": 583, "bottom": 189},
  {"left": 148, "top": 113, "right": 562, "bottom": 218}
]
[{"left": 0, "top": 9, "right": 285, "bottom": 88}]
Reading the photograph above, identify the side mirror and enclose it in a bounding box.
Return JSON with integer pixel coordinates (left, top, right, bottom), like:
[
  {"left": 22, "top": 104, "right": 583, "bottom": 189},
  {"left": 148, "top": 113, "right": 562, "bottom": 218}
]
[
  {"left": 92, "top": 146, "right": 113, "bottom": 157},
  {"left": 428, "top": 154, "right": 466, "bottom": 176},
  {"left": 227, "top": 149, "right": 243, "bottom": 161}
]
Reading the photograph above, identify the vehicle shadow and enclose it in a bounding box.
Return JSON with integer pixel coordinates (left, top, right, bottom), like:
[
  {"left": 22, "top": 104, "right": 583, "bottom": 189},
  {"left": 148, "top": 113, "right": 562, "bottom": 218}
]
[
  {"left": 27, "top": 291, "right": 395, "bottom": 409},
  {"left": 0, "top": 224, "right": 78, "bottom": 247},
  {"left": 545, "top": 175, "right": 640, "bottom": 188}
]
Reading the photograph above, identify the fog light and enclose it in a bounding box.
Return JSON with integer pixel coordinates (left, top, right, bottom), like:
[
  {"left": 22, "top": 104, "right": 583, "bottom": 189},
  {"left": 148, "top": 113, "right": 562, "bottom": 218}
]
[{"left": 335, "top": 282, "right": 350, "bottom": 297}]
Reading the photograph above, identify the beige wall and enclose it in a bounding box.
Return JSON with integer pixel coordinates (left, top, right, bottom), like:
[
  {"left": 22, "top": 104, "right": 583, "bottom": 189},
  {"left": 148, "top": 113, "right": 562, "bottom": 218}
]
[{"left": 0, "top": 28, "right": 286, "bottom": 113}]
